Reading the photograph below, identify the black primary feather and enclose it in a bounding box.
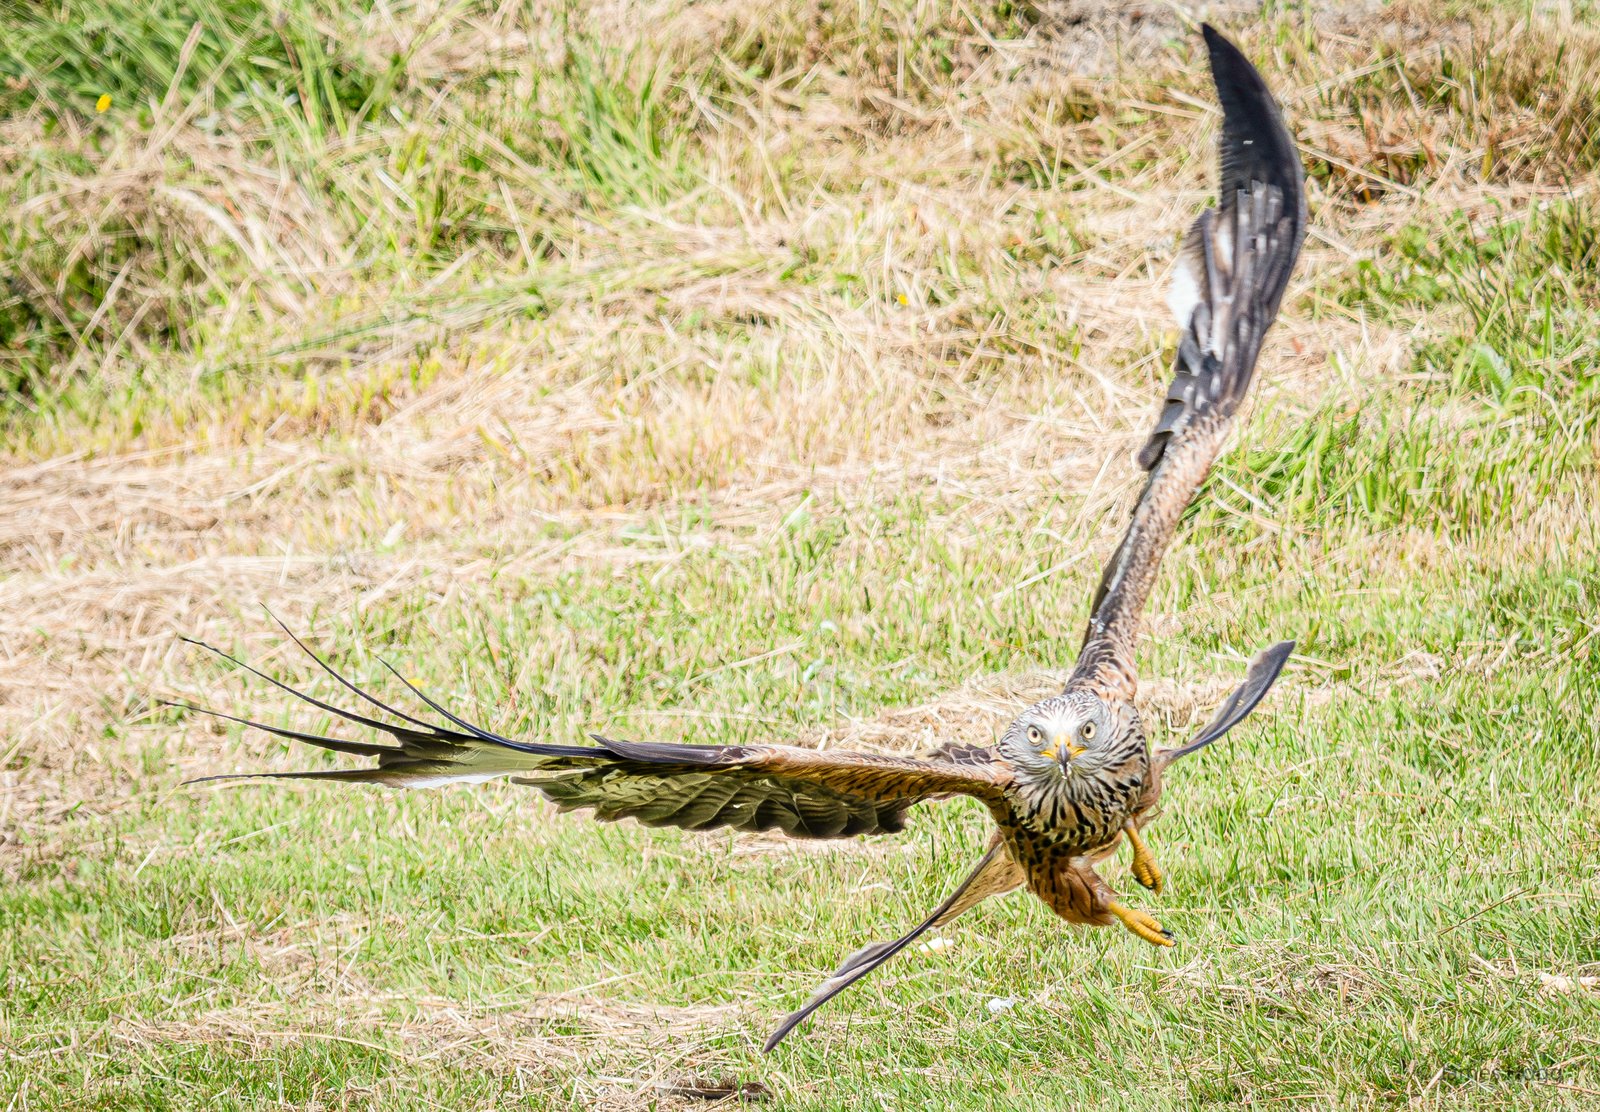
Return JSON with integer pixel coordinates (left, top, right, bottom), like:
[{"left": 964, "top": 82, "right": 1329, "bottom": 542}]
[
  {"left": 1205, "top": 23, "right": 1303, "bottom": 242},
  {"left": 762, "top": 843, "right": 1007, "bottom": 1052},
  {"left": 1162, "top": 639, "right": 1294, "bottom": 762},
  {"left": 265, "top": 610, "right": 440, "bottom": 731},
  {"left": 1135, "top": 24, "right": 1306, "bottom": 476}
]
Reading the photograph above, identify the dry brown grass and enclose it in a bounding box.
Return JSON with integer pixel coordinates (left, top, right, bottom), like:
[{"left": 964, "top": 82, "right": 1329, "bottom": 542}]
[{"left": 2, "top": 0, "right": 1589, "bottom": 920}]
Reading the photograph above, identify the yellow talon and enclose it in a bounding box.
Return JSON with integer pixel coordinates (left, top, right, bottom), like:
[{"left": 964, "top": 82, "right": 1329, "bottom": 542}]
[
  {"left": 1109, "top": 901, "right": 1174, "bottom": 947},
  {"left": 1132, "top": 853, "right": 1163, "bottom": 894},
  {"left": 1124, "top": 822, "right": 1163, "bottom": 894}
]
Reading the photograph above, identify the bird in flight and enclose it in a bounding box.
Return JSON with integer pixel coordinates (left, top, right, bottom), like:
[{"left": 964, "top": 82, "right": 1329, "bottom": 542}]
[{"left": 177, "top": 24, "right": 1306, "bottom": 1052}]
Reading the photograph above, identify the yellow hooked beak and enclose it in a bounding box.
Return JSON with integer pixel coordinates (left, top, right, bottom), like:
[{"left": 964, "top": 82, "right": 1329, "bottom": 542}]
[{"left": 1040, "top": 741, "right": 1088, "bottom": 763}]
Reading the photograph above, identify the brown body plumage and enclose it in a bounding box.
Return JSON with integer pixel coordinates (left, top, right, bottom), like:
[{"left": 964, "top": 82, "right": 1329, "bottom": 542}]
[{"left": 176, "top": 25, "right": 1307, "bottom": 1052}]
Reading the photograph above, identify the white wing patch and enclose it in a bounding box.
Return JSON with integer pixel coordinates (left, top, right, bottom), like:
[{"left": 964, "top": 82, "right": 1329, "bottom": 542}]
[
  {"left": 398, "top": 772, "right": 508, "bottom": 790},
  {"left": 1167, "top": 248, "right": 1203, "bottom": 331}
]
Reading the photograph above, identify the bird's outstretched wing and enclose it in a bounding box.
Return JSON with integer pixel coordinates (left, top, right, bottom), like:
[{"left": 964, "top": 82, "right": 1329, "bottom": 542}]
[
  {"left": 174, "top": 627, "right": 1009, "bottom": 839},
  {"left": 1155, "top": 639, "right": 1295, "bottom": 767},
  {"left": 763, "top": 837, "right": 1024, "bottom": 1052},
  {"left": 1074, "top": 25, "right": 1306, "bottom": 695}
]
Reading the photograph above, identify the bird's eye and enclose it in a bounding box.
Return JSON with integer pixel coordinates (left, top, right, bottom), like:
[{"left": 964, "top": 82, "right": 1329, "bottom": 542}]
[
  {"left": 1081, "top": 722, "right": 1097, "bottom": 740},
  {"left": 1026, "top": 725, "right": 1043, "bottom": 745}
]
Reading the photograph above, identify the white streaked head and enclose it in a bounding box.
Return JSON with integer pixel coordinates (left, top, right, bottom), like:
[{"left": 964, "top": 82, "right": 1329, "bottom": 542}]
[{"left": 998, "top": 690, "right": 1117, "bottom": 780}]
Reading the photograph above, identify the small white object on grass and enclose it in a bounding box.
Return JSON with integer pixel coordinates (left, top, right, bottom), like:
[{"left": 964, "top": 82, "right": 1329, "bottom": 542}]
[{"left": 986, "top": 996, "right": 1017, "bottom": 1014}]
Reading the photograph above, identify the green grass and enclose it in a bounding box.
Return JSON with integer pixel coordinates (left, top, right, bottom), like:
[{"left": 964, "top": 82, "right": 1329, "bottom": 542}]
[{"left": 4, "top": 0, "right": 1600, "bottom": 1108}]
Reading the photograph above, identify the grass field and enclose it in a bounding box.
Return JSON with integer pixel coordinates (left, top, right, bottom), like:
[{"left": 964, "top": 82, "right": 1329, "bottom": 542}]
[{"left": 3, "top": 0, "right": 1599, "bottom": 1107}]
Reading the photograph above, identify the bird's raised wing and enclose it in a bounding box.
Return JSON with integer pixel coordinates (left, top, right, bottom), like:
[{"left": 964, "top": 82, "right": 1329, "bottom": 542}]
[
  {"left": 174, "top": 628, "right": 1009, "bottom": 839},
  {"left": 1073, "top": 25, "right": 1306, "bottom": 695}
]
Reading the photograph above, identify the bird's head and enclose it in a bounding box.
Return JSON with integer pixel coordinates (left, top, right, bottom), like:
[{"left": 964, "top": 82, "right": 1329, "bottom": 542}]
[{"left": 999, "top": 690, "right": 1123, "bottom": 782}]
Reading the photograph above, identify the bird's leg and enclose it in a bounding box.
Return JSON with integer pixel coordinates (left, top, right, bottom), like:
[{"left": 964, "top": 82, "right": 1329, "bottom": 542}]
[
  {"left": 1059, "top": 858, "right": 1174, "bottom": 948},
  {"left": 1123, "top": 819, "right": 1163, "bottom": 893},
  {"left": 1108, "top": 901, "right": 1175, "bottom": 947}
]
